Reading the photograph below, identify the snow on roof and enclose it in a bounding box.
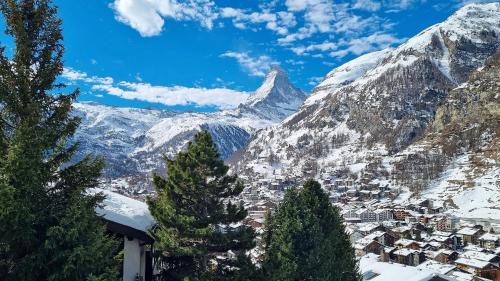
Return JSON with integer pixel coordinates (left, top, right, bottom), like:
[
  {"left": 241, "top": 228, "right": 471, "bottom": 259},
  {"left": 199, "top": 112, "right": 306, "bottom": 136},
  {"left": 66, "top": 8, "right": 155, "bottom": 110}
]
[
  {"left": 392, "top": 226, "right": 412, "bottom": 233},
  {"left": 358, "top": 222, "right": 381, "bottom": 232},
  {"left": 395, "top": 239, "right": 419, "bottom": 247},
  {"left": 479, "top": 233, "right": 499, "bottom": 242},
  {"left": 456, "top": 227, "right": 479, "bottom": 236},
  {"left": 91, "top": 188, "right": 156, "bottom": 233},
  {"left": 460, "top": 251, "right": 497, "bottom": 262},
  {"left": 417, "top": 260, "right": 456, "bottom": 274},
  {"left": 356, "top": 231, "right": 387, "bottom": 247},
  {"left": 393, "top": 248, "right": 419, "bottom": 256},
  {"left": 432, "top": 231, "right": 452, "bottom": 237},
  {"left": 360, "top": 259, "right": 458, "bottom": 281},
  {"left": 428, "top": 235, "right": 449, "bottom": 243},
  {"left": 454, "top": 258, "right": 491, "bottom": 269},
  {"left": 447, "top": 271, "right": 475, "bottom": 281}
]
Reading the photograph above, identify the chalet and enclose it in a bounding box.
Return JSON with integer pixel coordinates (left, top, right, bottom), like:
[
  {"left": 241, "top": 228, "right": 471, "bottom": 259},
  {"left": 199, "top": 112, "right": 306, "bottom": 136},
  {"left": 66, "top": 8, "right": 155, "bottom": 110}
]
[
  {"left": 393, "top": 208, "right": 411, "bottom": 221},
  {"left": 370, "top": 231, "right": 397, "bottom": 247},
  {"left": 354, "top": 238, "right": 385, "bottom": 257},
  {"left": 427, "top": 232, "right": 459, "bottom": 250},
  {"left": 457, "top": 227, "right": 485, "bottom": 246},
  {"left": 420, "top": 241, "right": 443, "bottom": 251},
  {"left": 433, "top": 216, "right": 459, "bottom": 232},
  {"left": 454, "top": 258, "right": 500, "bottom": 281},
  {"left": 395, "top": 238, "right": 421, "bottom": 250},
  {"left": 460, "top": 251, "right": 500, "bottom": 267},
  {"left": 360, "top": 231, "right": 397, "bottom": 248},
  {"left": 478, "top": 233, "right": 500, "bottom": 250},
  {"left": 430, "top": 249, "right": 459, "bottom": 264},
  {"left": 391, "top": 226, "right": 412, "bottom": 239},
  {"left": 93, "top": 188, "right": 156, "bottom": 281},
  {"left": 392, "top": 248, "right": 425, "bottom": 266},
  {"left": 358, "top": 223, "right": 384, "bottom": 236}
]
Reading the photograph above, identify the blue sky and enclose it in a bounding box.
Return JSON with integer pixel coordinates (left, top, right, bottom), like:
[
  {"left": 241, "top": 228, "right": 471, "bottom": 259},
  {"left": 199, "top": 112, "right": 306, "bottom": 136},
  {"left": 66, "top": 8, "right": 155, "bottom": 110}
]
[{"left": 0, "top": 0, "right": 492, "bottom": 111}]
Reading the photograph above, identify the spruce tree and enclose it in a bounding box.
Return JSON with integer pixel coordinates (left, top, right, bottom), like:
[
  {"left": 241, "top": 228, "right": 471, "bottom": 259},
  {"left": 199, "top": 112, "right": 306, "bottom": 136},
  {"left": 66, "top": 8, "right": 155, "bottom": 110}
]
[
  {"left": 148, "top": 131, "right": 256, "bottom": 280},
  {"left": 0, "top": 1, "right": 118, "bottom": 280},
  {"left": 263, "top": 180, "right": 360, "bottom": 281}
]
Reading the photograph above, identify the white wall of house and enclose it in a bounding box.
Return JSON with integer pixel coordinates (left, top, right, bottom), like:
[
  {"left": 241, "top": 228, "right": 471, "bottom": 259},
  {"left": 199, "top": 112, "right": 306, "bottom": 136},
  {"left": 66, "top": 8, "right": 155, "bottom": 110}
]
[{"left": 123, "top": 237, "right": 146, "bottom": 281}]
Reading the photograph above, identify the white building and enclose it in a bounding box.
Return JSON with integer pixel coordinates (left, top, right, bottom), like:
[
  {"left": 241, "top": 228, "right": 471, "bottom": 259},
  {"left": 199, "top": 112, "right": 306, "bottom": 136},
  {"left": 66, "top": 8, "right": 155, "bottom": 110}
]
[{"left": 92, "top": 188, "right": 156, "bottom": 281}]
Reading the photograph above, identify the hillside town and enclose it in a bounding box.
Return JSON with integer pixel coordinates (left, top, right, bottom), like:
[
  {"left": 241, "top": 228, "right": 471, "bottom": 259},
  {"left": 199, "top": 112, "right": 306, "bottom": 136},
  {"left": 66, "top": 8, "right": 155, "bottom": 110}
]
[{"left": 242, "top": 188, "right": 500, "bottom": 280}]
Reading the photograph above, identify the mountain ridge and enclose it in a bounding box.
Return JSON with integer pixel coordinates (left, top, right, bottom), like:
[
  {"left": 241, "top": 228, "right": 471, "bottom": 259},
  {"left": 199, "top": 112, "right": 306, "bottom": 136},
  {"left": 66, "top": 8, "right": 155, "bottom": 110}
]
[
  {"left": 233, "top": 3, "right": 499, "bottom": 220},
  {"left": 73, "top": 67, "right": 305, "bottom": 194}
]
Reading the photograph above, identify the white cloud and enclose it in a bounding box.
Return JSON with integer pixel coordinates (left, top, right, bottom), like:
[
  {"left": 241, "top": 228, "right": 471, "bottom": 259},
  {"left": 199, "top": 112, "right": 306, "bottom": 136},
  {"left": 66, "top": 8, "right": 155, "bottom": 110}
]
[
  {"left": 92, "top": 82, "right": 248, "bottom": 110},
  {"left": 62, "top": 68, "right": 114, "bottom": 85},
  {"left": 220, "top": 7, "right": 296, "bottom": 35},
  {"left": 61, "top": 68, "right": 249, "bottom": 110},
  {"left": 352, "top": 0, "right": 381, "bottom": 11},
  {"left": 279, "top": 0, "right": 337, "bottom": 43},
  {"left": 329, "top": 33, "right": 403, "bottom": 58},
  {"left": 278, "top": 1, "right": 390, "bottom": 45},
  {"left": 220, "top": 52, "right": 277, "bottom": 77},
  {"left": 110, "top": 0, "right": 218, "bottom": 37},
  {"left": 291, "top": 41, "right": 337, "bottom": 55},
  {"left": 384, "top": 0, "right": 427, "bottom": 12}
]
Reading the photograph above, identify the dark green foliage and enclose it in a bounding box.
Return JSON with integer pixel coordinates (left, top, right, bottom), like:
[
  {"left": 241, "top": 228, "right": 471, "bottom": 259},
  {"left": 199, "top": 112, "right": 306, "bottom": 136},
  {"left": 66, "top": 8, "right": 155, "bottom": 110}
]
[
  {"left": 0, "top": 0, "right": 119, "bottom": 280},
  {"left": 148, "top": 131, "right": 257, "bottom": 280},
  {"left": 263, "top": 179, "right": 361, "bottom": 281}
]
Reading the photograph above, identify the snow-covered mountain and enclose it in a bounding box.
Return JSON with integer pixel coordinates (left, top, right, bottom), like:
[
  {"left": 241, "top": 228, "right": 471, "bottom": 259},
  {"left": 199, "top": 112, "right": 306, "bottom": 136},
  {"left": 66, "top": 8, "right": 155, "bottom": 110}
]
[
  {"left": 239, "top": 65, "right": 305, "bottom": 121},
  {"left": 73, "top": 67, "right": 305, "bottom": 193},
  {"left": 234, "top": 3, "right": 499, "bottom": 219}
]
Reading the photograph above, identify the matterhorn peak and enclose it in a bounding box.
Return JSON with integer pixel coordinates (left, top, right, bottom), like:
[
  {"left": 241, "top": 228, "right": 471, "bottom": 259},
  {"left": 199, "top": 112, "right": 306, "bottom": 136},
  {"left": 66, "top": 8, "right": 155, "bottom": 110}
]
[
  {"left": 241, "top": 65, "right": 305, "bottom": 121},
  {"left": 248, "top": 66, "right": 302, "bottom": 104}
]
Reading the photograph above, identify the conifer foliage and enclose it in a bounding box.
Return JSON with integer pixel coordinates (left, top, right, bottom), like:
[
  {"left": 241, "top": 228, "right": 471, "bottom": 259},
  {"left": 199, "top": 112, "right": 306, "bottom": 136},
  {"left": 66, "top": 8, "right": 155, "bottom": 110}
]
[
  {"left": 0, "top": 1, "right": 118, "bottom": 280},
  {"left": 148, "top": 131, "right": 256, "bottom": 280},
  {"left": 263, "top": 179, "right": 360, "bottom": 281}
]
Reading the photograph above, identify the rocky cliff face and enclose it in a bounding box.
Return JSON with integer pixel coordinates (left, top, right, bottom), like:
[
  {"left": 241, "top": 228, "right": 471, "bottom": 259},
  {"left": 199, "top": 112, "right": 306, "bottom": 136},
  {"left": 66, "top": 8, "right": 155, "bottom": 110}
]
[
  {"left": 73, "top": 67, "right": 305, "bottom": 194},
  {"left": 234, "top": 3, "right": 499, "bottom": 212}
]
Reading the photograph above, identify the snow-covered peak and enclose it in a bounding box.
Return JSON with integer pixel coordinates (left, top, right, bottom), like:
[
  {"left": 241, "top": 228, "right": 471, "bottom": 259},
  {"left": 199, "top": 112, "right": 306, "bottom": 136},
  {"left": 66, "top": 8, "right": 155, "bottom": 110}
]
[
  {"left": 441, "top": 3, "right": 499, "bottom": 42},
  {"left": 355, "top": 2, "right": 500, "bottom": 85},
  {"left": 241, "top": 66, "right": 305, "bottom": 121},
  {"left": 397, "top": 3, "right": 499, "bottom": 53},
  {"left": 246, "top": 65, "right": 299, "bottom": 106}
]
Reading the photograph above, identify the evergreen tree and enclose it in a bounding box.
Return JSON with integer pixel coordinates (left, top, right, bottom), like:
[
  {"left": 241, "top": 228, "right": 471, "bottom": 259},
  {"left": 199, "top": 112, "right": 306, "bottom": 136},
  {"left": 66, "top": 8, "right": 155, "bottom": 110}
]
[
  {"left": 263, "top": 180, "right": 360, "bottom": 281},
  {"left": 148, "top": 131, "right": 256, "bottom": 280},
  {"left": 0, "top": 1, "right": 118, "bottom": 280}
]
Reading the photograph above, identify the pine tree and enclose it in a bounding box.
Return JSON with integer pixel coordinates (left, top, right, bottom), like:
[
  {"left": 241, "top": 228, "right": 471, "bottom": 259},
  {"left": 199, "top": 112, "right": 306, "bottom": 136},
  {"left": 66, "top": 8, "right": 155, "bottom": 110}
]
[
  {"left": 148, "top": 131, "right": 256, "bottom": 280},
  {"left": 263, "top": 179, "right": 360, "bottom": 281},
  {"left": 0, "top": 1, "right": 118, "bottom": 280}
]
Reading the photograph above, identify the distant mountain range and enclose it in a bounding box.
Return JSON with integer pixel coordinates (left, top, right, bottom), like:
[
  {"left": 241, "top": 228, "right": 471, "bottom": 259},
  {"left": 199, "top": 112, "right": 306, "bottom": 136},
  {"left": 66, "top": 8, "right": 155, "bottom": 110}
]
[{"left": 72, "top": 66, "right": 305, "bottom": 193}]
